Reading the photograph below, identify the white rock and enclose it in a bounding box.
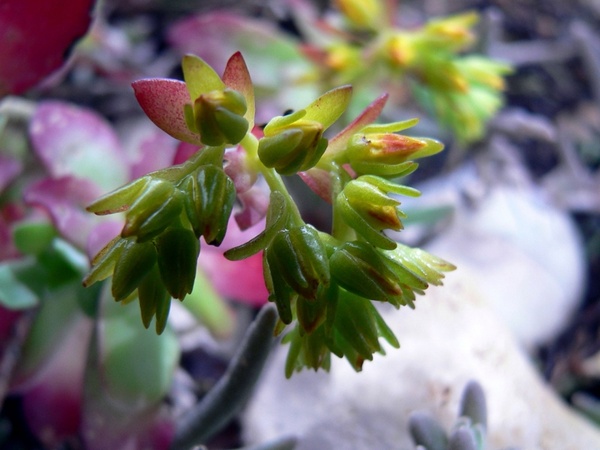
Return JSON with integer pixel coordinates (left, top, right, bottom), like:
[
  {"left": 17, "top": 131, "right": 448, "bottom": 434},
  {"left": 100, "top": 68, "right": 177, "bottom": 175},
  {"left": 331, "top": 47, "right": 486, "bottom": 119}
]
[
  {"left": 426, "top": 181, "right": 585, "bottom": 349},
  {"left": 242, "top": 269, "right": 600, "bottom": 449}
]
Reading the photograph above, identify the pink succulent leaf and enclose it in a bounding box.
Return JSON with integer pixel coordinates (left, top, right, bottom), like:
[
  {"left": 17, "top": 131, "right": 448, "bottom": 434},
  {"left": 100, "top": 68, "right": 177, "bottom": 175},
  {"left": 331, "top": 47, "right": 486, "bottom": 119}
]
[
  {"left": 0, "top": 0, "right": 95, "bottom": 97},
  {"left": 325, "top": 93, "right": 389, "bottom": 159},
  {"left": 222, "top": 51, "right": 255, "bottom": 128},
  {"left": 298, "top": 168, "right": 334, "bottom": 203},
  {"left": 0, "top": 204, "right": 26, "bottom": 261},
  {"left": 132, "top": 78, "right": 203, "bottom": 146},
  {"left": 19, "top": 316, "right": 92, "bottom": 448},
  {"left": 199, "top": 217, "right": 268, "bottom": 306},
  {"left": 173, "top": 141, "right": 201, "bottom": 165},
  {"left": 0, "top": 154, "right": 23, "bottom": 192},
  {"left": 30, "top": 101, "right": 129, "bottom": 193},
  {"left": 24, "top": 176, "right": 104, "bottom": 251},
  {"left": 234, "top": 186, "right": 270, "bottom": 230},
  {"left": 10, "top": 290, "right": 93, "bottom": 448},
  {"left": 82, "top": 291, "right": 178, "bottom": 450},
  {"left": 119, "top": 120, "right": 179, "bottom": 179}
]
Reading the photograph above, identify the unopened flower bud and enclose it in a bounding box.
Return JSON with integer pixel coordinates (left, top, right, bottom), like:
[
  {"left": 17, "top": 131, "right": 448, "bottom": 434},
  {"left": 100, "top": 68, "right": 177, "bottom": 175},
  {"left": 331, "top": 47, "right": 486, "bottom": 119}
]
[
  {"left": 346, "top": 132, "right": 443, "bottom": 176},
  {"left": 330, "top": 241, "right": 402, "bottom": 305},
  {"left": 155, "top": 226, "right": 200, "bottom": 300},
  {"left": 258, "top": 119, "right": 327, "bottom": 175},
  {"left": 192, "top": 88, "right": 249, "bottom": 146},
  {"left": 266, "top": 225, "right": 330, "bottom": 301},
  {"left": 111, "top": 239, "right": 158, "bottom": 302},
  {"left": 122, "top": 178, "right": 184, "bottom": 242},
  {"left": 137, "top": 264, "right": 171, "bottom": 333},
  {"left": 182, "top": 165, "right": 235, "bottom": 245},
  {"left": 337, "top": 175, "right": 416, "bottom": 249}
]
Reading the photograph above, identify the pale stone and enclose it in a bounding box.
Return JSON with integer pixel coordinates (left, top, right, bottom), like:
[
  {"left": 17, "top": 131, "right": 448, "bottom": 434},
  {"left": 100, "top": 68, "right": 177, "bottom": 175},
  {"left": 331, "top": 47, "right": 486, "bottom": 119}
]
[{"left": 242, "top": 269, "right": 600, "bottom": 449}]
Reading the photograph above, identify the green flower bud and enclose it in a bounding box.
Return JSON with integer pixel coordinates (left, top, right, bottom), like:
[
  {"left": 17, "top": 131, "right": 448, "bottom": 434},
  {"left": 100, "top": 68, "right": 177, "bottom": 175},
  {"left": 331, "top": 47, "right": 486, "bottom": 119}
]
[
  {"left": 111, "top": 239, "right": 158, "bottom": 302},
  {"left": 137, "top": 263, "right": 171, "bottom": 333},
  {"left": 296, "top": 282, "right": 337, "bottom": 335},
  {"left": 329, "top": 241, "right": 403, "bottom": 305},
  {"left": 258, "top": 119, "right": 327, "bottom": 175},
  {"left": 189, "top": 165, "right": 236, "bottom": 245},
  {"left": 337, "top": 177, "right": 404, "bottom": 250},
  {"left": 263, "top": 251, "right": 295, "bottom": 325},
  {"left": 155, "top": 226, "right": 200, "bottom": 300},
  {"left": 122, "top": 178, "right": 184, "bottom": 242},
  {"left": 346, "top": 132, "right": 442, "bottom": 176},
  {"left": 266, "top": 225, "right": 330, "bottom": 301},
  {"left": 192, "top": 88, "right": 249, "bottom": 146}
]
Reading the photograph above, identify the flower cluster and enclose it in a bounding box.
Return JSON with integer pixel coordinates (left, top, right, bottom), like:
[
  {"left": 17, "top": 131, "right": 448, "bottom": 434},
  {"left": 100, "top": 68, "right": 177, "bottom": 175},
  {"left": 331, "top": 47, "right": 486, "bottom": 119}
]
[
  {"left": 316, "top": 3, "right": 513, "bottom": 143},
  {"left": 167, "top": 0, "right": 512, "bottom": 144},
  {"left": 85, "top": 52, "right": 454, "bottom": 372}
]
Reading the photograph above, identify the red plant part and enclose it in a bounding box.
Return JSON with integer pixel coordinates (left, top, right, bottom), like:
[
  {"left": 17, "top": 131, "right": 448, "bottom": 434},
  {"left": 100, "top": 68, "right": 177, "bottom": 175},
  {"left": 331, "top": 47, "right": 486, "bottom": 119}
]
[{"left": 0, "top": 0, "right": 96, "bottom": 96}]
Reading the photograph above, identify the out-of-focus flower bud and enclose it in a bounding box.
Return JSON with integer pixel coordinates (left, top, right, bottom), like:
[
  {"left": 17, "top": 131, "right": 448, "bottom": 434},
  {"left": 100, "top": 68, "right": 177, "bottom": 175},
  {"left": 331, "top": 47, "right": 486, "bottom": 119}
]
[
  {"left": 190, "top": 88, "right": 248, "bottom": 146},
  {"left": 258, "top": 119, "right": 327, "bottom": 175},
  {"left": 385, "top": 33, "right": 417, "bottom": 68},
  {"left": 155, "top": 226, "right": 200, "bottom": 300},
  {"left": 337, "top": 175, "right": 419, "bottom": 249},
  {"left": 329, "top": 241, "right": 403, "bottom": 305},
  {"left": 424, "top": 12, "right": 478, "bottom": 51},
  {"left": 121, "top": 178, "right": 184, "bottom": 242},
  {"left": 335, "top": 0, "right": 383, "bottom": 30}
]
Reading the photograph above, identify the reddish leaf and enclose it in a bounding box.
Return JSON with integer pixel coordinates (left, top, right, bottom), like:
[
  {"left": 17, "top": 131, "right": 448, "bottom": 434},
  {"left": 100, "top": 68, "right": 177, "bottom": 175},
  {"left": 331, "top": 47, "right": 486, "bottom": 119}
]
[
  {"left": 24, "top": 177, "right": 103, "bottom": 251},
  {"left": 222, "top": 51, "right": 255, "bottom": 128},
  {"left": 30, "top": 101, "right": 128, "bottom": 193},
  {"left": 0, "top": 0, "right": 95, "bottom": 96},
  {"left": 132, "top": 79, "right": 203, "bottom": 146}
]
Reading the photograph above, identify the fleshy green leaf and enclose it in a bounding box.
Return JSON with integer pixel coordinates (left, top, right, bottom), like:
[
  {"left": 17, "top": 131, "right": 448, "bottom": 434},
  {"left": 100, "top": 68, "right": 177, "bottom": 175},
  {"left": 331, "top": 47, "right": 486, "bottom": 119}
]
[
  {"left": 303, "top": 85, "right": 353, "bottom": 130},
  {"left": 182, "top": 54, "right": 225, "bottom": 102}
]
